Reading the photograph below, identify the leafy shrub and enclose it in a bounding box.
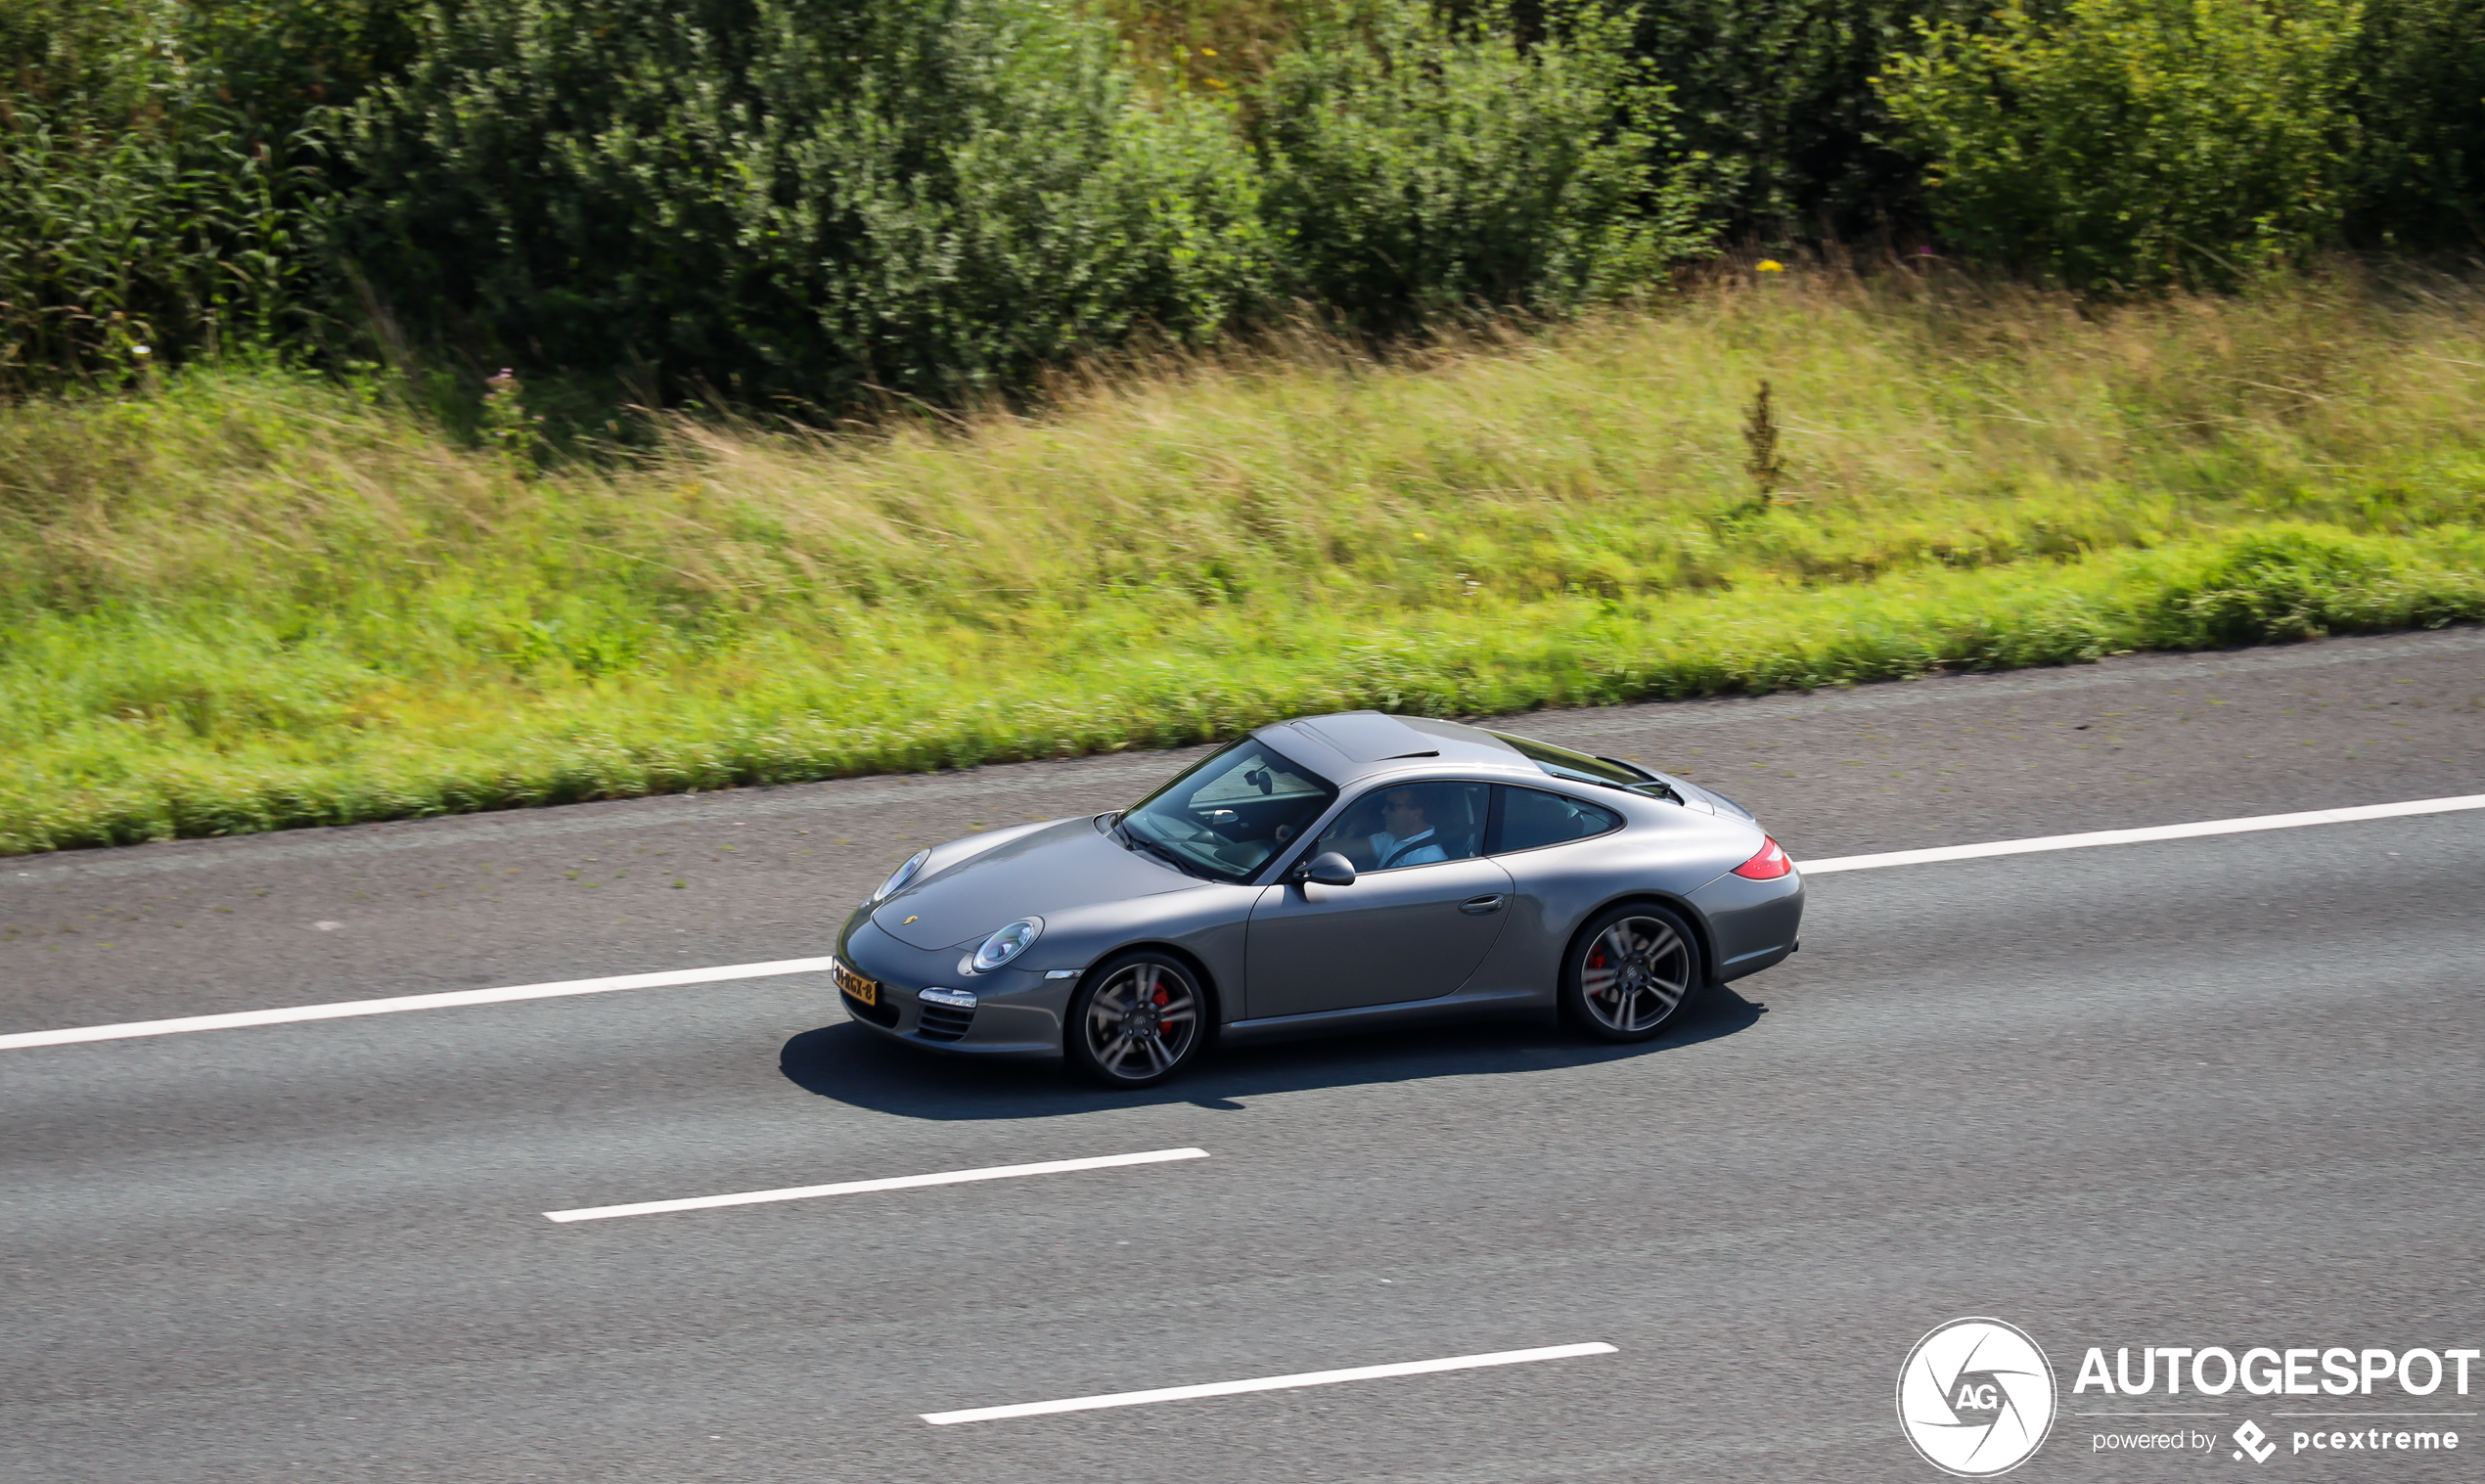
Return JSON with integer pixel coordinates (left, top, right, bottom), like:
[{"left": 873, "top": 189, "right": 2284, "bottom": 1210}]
[
  {"left": 4, "top": 0, "right": 1705, "bottom": 407},
  {"left": 1617, "top": 0, "right": 1963, "bottom": 239},
  {"left": 0, "top": 0, "right": 414, "bottom": 391},
  {"left": 338, "top": 0, "right": 1280, "bottom": 412},
  {"left": 2343, "top": 0, "right": 2485, "bottom": 248},
  {"left": 335, "top": 0, "right": 1707, "bottom": 412},
  {"left": 1877, "top": 0, "right": 2363, "bottom": 288},
  {"left": 1611, "top": 0, "right": 2480, "bottom": 249},
  {"left": 1252, "top": 0, "right": 1706, "bottom": 329},
  {"left": 0, "top": 104, "right": 331, "bottom": 387},
  {"left": 4, "top": 0, "right": 2477, "bottom": 405}
]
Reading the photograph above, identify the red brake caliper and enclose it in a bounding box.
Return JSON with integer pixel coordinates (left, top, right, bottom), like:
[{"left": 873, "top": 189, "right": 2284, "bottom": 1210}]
[{"left": 1153, "top": 987, "right": 1173, "bottom": 1036}]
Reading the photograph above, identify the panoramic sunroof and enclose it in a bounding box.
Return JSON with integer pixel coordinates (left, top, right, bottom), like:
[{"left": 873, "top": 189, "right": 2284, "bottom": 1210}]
[{"left": 1293, "top": 712, "right": 1442, "bottom": 761}]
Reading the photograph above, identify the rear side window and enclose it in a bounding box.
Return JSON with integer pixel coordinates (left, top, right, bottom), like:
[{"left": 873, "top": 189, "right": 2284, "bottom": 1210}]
[{"left": 1493, "top": 787, "right": 1621, "bottom": 853}]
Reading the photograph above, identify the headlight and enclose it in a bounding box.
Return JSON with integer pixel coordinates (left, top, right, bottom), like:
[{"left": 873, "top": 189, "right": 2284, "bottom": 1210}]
[
  {"left": 971, "top": 918, "right": 1042, "bottom": 973},
  {"left": 873, "top": 848, "right": 931, "bottom": 903}
]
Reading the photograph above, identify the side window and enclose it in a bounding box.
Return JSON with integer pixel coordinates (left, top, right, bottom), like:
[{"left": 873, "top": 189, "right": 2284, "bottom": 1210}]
[
  {"left": 1494, "top": 786, "right": 1621, "bottom": 854},
  {"left": 1312, "top": 781, "right": 1491, "bottom": 871}
]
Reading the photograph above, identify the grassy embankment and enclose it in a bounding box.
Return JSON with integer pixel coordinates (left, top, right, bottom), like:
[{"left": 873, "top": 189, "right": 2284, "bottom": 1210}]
[{"left": 6, "top": 272, "right": 2485, "bottom": 856}]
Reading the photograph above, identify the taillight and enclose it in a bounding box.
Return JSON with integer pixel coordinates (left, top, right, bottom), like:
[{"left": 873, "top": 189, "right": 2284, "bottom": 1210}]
[{"left": 1732, "top": 836, "right": 1792, "bottom": 880}]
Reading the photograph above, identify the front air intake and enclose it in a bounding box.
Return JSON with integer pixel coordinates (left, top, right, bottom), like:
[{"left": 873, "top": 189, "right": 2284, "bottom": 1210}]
[{"left": 916, "top": 986, "right": 977, "bottom": 1043}]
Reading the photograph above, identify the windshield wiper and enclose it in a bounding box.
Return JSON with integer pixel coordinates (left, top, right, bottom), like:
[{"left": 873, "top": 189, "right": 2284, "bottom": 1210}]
[{"left": 1114, "top": 820, "right": 1206, "bottom": 877}]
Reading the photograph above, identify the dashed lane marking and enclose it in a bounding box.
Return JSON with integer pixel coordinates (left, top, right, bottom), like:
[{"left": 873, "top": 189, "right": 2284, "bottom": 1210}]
[
  {"left": 543, "top": 1148, "right": 1209, "bottom": 1223},
  {"left": 920, "top": 1342, "right": 1618, "bottom": 1424}
]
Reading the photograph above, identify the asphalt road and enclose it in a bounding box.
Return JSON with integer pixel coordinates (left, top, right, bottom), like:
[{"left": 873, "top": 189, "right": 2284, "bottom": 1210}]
[{"left": 6, "top": 629, "right": 2484, "bottom": 1482}]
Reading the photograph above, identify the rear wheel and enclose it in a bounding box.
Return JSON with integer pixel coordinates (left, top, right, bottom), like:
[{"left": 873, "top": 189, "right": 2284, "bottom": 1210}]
[
  {"left": 1065, "top": 951, "right": 1207, "bottom": 1088},
  {"left": 1560, "top": 904, "right": 1702, "bottom": 1042}
]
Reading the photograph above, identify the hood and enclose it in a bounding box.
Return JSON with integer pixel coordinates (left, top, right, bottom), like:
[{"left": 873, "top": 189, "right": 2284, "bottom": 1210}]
[{"left": 871, "top": 817, "right": 1196, "bottom": 949}]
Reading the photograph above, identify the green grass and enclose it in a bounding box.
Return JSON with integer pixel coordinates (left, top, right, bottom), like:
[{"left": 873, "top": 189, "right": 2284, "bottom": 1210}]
[{"left": 6, "top": 269, "right": 2485, "bottom": 856}]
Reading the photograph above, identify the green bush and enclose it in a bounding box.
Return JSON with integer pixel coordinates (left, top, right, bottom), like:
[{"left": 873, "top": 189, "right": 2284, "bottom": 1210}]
[
  {"left": 0, "top": 0, "right": 339, "bottom": 388},
  {"left": 2343, "top": 0, "right": 2485, "bottom": 248},
  {"left": 1252, "top": 0, "right": 1704, "bottom": 328},
  {"left": 335, "top": 0, "right": 1708, "bottom": 410},
  {"left": 337, "top": 0, "right": 1280, "bottom": 412},
  {"left": 1877, "top": 0, "right": 2363, "bottom": 287},
  {"left": 1615, "top": 0, "right": 1959, "bottom": 239},
  {"left": 4, "top": 0, "right": 2478, "bottom": 405},
  {"left": 2, "top": 0, "right": 1704, "bottom": 407},
  {"left": 1610, "top": 0, "right": 2480, "bottom": 249},
  {"left": 0, "top": 104, "right": 332, "bottom": 386}
]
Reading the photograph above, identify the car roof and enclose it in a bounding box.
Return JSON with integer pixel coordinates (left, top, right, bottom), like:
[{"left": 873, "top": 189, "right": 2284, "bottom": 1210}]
[{"left": 1251, "top": 710, "right": 1534, "bottom": 787}]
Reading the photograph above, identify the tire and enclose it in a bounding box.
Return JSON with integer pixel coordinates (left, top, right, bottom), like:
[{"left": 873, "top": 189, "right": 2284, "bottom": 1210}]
[
  {"left": 1559, "top": 903, "right": 1704, "bottom": 1043},
  {"left": 1064, "top": 951, "right": 1209, "bottom": 1088}
]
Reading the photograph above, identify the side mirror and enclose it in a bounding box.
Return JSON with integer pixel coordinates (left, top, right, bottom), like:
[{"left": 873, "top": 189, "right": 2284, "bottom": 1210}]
[{"left": 1299, "top": 851, "right": 1357, "bottom": 887}]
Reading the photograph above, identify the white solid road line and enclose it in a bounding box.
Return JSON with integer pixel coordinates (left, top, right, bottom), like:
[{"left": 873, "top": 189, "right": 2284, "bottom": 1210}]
[
  {"left": 0, "top": 955, "right": 843, "bottom": 1053},
  {"left": 544, "top": 1147, "right": 1209, "bottom": 1223},
  {"left": 9, "top": 791, "right": 2485, "bottom": 1054},
  {"left": 920, "top": 1342, "right": 1619, "bottom": 1425},
  {"left": 1798, "top": 792, "right": 2485, "bottom": 876}
]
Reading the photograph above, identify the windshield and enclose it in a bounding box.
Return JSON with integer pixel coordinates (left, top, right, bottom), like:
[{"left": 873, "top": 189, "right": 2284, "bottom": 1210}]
[
  {"left": 1488, "top": 731, "right": 1682, "bottom": 801},
  {"left": 1116, "top": 739, "right": 1338, "bottom": 883}
]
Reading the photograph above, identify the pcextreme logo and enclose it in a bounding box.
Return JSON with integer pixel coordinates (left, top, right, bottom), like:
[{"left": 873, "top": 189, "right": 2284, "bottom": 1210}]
[{"left": 1898, "top": 1318, "right": 2059, "bottom": 1477}]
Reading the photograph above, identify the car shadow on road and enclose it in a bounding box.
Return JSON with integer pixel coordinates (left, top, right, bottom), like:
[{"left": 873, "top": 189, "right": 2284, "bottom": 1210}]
[{"left": 778, "top": 985, "right": 1766, "bottom": 1120}]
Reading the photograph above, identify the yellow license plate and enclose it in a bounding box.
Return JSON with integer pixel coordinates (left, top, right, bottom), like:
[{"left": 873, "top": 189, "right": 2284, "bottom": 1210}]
[{"left": 834, "top": 961, "right": 880, "bottom": 1007}]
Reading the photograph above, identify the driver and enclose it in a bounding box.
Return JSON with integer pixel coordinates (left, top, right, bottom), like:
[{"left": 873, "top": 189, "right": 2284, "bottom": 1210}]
[{"left": 1362, "top": 786, "right": 1447, "bottom": 869}]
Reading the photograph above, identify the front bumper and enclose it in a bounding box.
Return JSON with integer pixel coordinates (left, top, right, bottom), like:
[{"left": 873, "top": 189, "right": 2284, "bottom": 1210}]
[{"left": 832, "top": 916, "right": 1070, "bottom": 1058}]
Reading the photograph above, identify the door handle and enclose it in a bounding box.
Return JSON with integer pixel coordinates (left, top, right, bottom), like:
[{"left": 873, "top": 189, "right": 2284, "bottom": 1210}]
[{"left": 1461, "top": 894, "right": 1506, "bottom": 915}]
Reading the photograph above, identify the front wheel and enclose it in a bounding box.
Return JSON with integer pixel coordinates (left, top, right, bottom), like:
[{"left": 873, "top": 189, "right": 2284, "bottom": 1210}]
[
  {"left": 1064, "top": 951, "right": 1208, "bottom": 1088},
  {"left": 1560, "top": 904, "right": 1703, "bottom": 1043}
]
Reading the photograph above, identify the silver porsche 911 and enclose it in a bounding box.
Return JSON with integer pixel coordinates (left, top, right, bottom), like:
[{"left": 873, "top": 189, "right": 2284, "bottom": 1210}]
[{"left": 831, "top": 710, "right": 1803, "bottom": 1087}]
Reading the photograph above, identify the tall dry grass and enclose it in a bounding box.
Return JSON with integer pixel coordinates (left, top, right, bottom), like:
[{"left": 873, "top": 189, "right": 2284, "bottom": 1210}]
[{"left": 5, "top": 268, "right": 2483, "bottom": 853}]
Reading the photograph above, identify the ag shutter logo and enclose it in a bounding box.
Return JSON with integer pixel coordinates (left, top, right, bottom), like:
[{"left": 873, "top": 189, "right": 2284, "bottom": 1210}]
[{"left": 1898, "top": 1318, "right": 2059, "bottom": 1476}]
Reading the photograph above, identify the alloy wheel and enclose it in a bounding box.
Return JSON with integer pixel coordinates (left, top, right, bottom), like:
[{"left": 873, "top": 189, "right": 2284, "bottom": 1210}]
[
  {"left": 1578, "top": 916, "right": 1693, "bottom": 1034},
  {"left": 1080, "top": 959, "right": 1200, "bottom": 1081}
]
